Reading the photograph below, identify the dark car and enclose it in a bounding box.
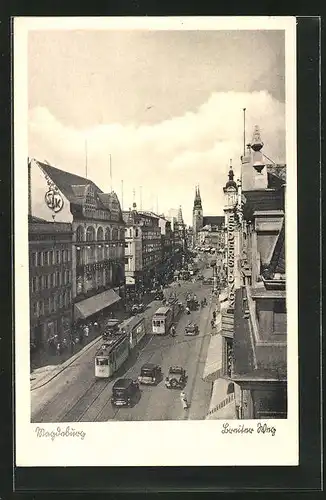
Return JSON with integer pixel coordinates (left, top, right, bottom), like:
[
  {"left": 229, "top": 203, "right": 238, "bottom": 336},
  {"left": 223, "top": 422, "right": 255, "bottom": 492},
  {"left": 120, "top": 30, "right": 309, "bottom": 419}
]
[
  {"left": 185, "top": 322, "right": 199, "bottom": 336},
  {"left": 203, "top": 277, "right": 214, "bottom": 285},
  {"left": 138, "top": 363, "right": 162, "bottom": 385},
  {"left": 164, "top": 366, "right": 187, "bottom": 389},
  {"left": 154, "top": 290, "right": 164, "bottom": 301},
  {"left": 111, "top": 378, "right": 140, "bottom": 407}
]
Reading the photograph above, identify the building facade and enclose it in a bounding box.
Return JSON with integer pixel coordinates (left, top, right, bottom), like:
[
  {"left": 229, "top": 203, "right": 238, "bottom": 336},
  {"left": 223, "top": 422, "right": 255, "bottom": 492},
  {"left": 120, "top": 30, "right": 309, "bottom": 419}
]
[
  {"left": 231, "top": 126, "right": 287, "bottom": 419},
  {"left": 28, "top": 159, "right": 125, "bottom": 325},
  {"left": 123, "top": 207, "right": 162, "bottom": 291},
  {"left": 205, "top": 125, "right": 287, "bottom": 420},
  {"left": 29, "top": 216, "right": 73, "bottom": 348}
]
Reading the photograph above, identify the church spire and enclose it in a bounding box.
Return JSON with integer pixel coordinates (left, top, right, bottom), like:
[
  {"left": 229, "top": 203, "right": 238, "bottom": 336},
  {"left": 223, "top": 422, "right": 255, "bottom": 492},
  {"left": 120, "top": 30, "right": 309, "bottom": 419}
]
[{"left": 193, "top": 184, "right": 202, "bottom": 210}]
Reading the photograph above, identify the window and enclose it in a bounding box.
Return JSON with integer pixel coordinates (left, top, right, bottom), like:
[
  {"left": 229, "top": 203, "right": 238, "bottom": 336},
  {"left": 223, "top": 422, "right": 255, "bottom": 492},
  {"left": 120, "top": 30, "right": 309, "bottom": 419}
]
[
  {"left": 37, "top": 252, "right": 42, "bottom": 266},
  {"left": 32, "top": 277, "right": 37, "bottom": 293},
  {"left": 39, "top": 301, "right": 44, "bottom": 316},
  {"left": 76, "top": 225, "right": 84, "bottom": 242},
  {"left": 38, "top": 276, "right": 43, "bottom": 290},
  {"left": 49, "top": 274, "right": 54, "bottom": 288},
  {"left": 56, "top": 271, "right": 60, "bottom": 286},
  {"left": 86, "top": 226, "right": 95, "bottom": 242},
  {"left": 56, "top": 250, "right": 60, "bottom": 264},
  {"left": 32, "top": 302, "right": 38, "bottom": 316},
  {"left": 53, "top": 295, "right": 57, "bottom": 311},
  {"left": 43, "top": 251, "right": 49, "bottom": 266},
  {"left": 48, "top": 297, "right": 52, "bottom": 313},
  {"left": 124, "top": 258, "right": 129, "bottom": 265},
  {"left": 105, "top": 227, "right": 111, "bottom": 241},
  {"left": 97, "top": 227, "right": 104, "bottom": 241},
  {"left": 61, "top": 250, "right": 65, "bottom": 263},
  {"left": 49, "top": 251, "right": 54, "bottom": 265},
  {"left": 32, "top": 253, "right": 37, "bottom": 267}
]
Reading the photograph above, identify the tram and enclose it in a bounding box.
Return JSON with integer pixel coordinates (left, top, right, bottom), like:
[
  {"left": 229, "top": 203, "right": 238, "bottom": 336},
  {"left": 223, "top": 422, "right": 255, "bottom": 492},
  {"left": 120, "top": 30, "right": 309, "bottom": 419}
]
[
  {"left": 94, "top": 333, "right": 130, "bottom": 379},
  {"left": 119, "top": 316, "right": 146, "bottom": 349},
  {"left": 152, "top": 306, "right": 173, "bottom": 335}
]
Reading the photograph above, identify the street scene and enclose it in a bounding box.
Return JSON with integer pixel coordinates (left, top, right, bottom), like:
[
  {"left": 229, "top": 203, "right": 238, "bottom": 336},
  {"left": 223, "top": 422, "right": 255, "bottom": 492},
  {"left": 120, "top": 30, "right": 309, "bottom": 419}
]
[
  {"left": 32, "top": 256, "right": 217, "bottom": 422},
  {"left": 28, "top": 27, "right": 288, "bottom": 423}
]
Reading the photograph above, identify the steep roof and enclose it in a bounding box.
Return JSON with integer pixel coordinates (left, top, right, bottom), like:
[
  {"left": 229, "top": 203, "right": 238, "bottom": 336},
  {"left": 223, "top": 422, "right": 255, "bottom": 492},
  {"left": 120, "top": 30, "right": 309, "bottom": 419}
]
[
  {"left": 37, "top": 161, "right": 102, "bottom": 205},
  {"left": 268, "top": 219, "right": 286, "bottom": 275},
  {"left": 203, "top": 216, "right": 224, "bottom": 227}
]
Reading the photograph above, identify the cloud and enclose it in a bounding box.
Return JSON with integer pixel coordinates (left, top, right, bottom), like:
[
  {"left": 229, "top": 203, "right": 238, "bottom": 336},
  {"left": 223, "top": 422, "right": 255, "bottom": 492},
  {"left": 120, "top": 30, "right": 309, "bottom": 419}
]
[{"left": 28, "top": 90, "right": 285, "bottom": 225}]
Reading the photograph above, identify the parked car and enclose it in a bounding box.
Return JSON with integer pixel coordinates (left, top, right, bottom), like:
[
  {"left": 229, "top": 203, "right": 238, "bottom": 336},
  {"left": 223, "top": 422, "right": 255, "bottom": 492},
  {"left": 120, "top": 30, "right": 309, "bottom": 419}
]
[
  {"left": 164, "top": 366, "right": 187, "bottom": 389},
  {"left": 138, "top": 363, "right": 162, "bottom": 385},
  {"left": 111, "top": 378, "right": 140, "bottom": 407},
  {"left": 203, "top": 277, "right": 214, "bottom": 285},
  {"left": 185, "top": 322, "right": 199, "bottom": 336}
]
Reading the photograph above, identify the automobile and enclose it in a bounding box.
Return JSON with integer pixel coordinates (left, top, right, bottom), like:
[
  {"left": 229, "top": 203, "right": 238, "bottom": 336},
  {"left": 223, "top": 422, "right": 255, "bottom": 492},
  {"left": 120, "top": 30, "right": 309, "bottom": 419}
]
[
  {"left": 203, "top": 277, "right": 214, "bottom": 285},
  {"left": 185, "top": 322, "right": 199, "bottom": 336},
  {"left": 164, "top": 366, "right": 187, "bottom": 389},
  {"left": 111, "top": 378, "right": 140, "bottom": 407},
  {"left": 186, "top": 298, "right": 199, "bottom": 311},
  {"left": 131, "top": 303, "right": 145, "bottom": 315},
  {"left": 154, "top": 290, "right": 164, "bottom": 301},
  {"left": 138, "top": 363, "right": 162, "bottom": 385},
  {"left": 197, "top": 274, "right": 204, "bottom": 280}
]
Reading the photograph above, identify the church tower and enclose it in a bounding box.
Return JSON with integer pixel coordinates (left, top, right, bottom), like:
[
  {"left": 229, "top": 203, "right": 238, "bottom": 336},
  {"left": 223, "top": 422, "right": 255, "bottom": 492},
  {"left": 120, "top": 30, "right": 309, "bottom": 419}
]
[{"left": 192, "top": 185, "right": 203, "bottom": 246}]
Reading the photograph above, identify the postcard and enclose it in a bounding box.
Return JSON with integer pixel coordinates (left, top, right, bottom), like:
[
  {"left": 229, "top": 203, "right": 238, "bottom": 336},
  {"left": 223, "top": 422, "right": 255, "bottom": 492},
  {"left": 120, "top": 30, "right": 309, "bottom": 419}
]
[{"left": 14, "top": 16, "right": 298, "bottom": 467}]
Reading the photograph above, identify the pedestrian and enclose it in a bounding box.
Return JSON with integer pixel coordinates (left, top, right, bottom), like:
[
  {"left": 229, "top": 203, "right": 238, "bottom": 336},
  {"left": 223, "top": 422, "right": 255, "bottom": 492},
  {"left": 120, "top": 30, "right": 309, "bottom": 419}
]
[
  {"left": 84, "top": 324, "right": 89, "bottom": 338},
  {"left": 180, "top": 391, "right": 189, "bottom": 410}
]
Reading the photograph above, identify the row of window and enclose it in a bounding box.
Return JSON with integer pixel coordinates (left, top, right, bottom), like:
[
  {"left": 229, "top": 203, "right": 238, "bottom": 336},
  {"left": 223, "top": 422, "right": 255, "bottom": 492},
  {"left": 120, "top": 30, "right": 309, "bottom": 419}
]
[
  {"left": 32, "top": 290, "right": 72, "bottom": 317},
  {"left": 31, "top": 249, "right": 71, "bottom": 267},
  {"left": 31, "top": 270, "right": 72, "bottom": 293},
  {"left": 125, "top": 228, "right": 139, "bottom": 238},
  {"left": 76, "top": 225, "right": 124, "bottom": 242},
  {"left": 76, "top": 246, "right": 123, "bottom": 266}
]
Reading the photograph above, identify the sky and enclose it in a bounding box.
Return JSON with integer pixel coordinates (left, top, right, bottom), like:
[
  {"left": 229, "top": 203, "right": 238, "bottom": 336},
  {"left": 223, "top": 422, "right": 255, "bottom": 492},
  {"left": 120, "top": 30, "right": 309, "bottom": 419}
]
[{"left": 28, "top": 28, "right": 286, "bottom": 226}]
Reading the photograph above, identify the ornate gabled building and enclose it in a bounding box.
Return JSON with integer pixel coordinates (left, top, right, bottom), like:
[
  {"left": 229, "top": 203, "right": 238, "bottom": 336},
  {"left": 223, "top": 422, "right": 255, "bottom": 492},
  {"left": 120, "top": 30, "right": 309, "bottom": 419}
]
[{"left": 28, "top": 159, "right": 125, "bottom": 326}]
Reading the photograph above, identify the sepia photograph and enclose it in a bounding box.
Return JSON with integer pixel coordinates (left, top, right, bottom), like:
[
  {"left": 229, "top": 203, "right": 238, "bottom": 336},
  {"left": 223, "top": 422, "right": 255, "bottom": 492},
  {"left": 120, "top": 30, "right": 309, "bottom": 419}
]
[{"left": 15, "top": 16, "right": 298, "bottom": 467}]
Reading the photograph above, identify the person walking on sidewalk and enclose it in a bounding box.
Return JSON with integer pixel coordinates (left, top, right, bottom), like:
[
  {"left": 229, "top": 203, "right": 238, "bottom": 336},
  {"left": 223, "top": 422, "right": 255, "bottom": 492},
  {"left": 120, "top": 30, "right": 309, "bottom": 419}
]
[{"left": 180, "top": 391, "right": 189, "bottom": 410}]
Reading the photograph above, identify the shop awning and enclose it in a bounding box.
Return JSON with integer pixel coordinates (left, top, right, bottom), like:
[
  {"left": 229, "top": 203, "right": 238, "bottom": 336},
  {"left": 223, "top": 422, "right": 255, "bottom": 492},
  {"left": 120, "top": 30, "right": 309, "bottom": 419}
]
[
  {"left": 74, "top": 289, "right": 121, "bottom": 320},
  {"left": 206, "top": 378, "right": 237, "bottom": 420},
  {"left": 202, "top": 333, "right": 223, "bottom": 382}
]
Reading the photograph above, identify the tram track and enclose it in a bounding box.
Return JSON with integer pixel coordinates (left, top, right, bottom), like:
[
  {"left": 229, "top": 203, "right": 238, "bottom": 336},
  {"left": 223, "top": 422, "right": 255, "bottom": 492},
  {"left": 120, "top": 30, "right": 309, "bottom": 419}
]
[
  {"left": 34, "top": 279, "right": 208, "bottom": 423},
  {"left": 59, "top": 378, "right": 113, "bottom": 422}
]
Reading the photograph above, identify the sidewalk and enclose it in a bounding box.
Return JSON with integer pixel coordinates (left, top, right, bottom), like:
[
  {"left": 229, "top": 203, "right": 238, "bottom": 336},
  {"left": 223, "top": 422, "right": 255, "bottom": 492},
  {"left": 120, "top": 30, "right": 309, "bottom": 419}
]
[{"left": 30, "top": 307, "right": 129, "bottom": 372}]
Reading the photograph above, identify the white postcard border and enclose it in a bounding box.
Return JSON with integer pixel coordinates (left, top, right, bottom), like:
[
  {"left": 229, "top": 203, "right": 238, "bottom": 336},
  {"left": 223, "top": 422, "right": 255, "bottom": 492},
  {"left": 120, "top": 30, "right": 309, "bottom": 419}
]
[{"left": 14, "top": 16, "right": 298, "bottom": 467}]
